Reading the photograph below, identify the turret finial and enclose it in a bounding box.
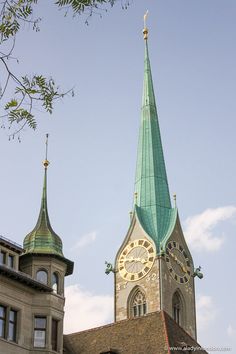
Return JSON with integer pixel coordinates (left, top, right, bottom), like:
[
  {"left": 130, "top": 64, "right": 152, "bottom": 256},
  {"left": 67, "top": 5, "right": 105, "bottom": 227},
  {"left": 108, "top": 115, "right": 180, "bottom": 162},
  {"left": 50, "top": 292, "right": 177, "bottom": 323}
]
[
  {"left": 143, "top": 10, "right": 149, "bottom": 40},
  {"left": 43, "top": 133, "right": 50, "bottom": 169},
  {"left": 129, "top": 211, "right": 133, "bottom": 221},
  {"left": 173, "top": 193, "right": 177, "bottom": 207}
]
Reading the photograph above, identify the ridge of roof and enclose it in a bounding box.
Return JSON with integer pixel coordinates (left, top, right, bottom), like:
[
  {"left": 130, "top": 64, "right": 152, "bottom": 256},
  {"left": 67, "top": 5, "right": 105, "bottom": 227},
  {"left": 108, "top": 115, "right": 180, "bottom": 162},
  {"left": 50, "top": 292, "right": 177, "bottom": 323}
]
[
  {"left": 0, "top": 234, "right": 23, "bottom": 253},
  {"left": 63, "top": 311, "right": 207, "bottom": 354},
  {"left": 162, "top": 310, "right": 171, "bottom": 354},
  {"left": 163, "top": 311, "right": 208, "bottom": 354}
]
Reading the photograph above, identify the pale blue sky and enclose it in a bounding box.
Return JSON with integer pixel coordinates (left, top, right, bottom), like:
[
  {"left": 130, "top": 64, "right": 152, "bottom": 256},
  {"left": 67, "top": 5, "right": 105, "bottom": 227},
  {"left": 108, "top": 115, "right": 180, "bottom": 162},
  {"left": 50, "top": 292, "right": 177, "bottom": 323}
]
[{"left": 0, "top": 0, "right": 236, "bottom": 350}]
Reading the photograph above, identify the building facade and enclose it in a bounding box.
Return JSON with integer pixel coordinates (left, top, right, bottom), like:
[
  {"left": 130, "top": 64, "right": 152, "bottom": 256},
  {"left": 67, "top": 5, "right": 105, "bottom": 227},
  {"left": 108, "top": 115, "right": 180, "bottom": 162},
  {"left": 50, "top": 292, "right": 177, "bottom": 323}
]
[{"left": 0, "top": 158, "right": 73, "bottom": 354}]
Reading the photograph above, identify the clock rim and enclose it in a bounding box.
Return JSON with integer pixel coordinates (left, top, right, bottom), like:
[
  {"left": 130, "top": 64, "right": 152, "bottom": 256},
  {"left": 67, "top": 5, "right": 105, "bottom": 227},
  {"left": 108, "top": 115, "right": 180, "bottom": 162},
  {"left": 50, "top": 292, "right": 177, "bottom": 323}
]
[
  {"left": 118, "top": 238, "right": 155, "bottom": 282},
  {"left": 165, "top": 240, "right": 191, "bottom": 284}
]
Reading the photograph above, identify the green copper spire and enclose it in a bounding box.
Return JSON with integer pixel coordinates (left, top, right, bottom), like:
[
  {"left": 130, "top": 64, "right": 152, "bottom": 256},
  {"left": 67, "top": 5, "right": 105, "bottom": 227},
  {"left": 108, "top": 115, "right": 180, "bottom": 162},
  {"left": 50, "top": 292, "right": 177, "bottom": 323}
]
[
  {"left": 23, "top": 135, "right": 63, "bottom": 256},
  {"left": 134, "top": 22, "right": 177, "bottom": 250}
]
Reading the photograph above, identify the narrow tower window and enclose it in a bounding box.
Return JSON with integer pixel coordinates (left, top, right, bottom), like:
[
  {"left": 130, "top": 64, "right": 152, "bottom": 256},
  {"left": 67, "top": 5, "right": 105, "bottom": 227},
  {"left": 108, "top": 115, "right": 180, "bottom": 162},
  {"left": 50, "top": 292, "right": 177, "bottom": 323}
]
[
  {"left": 51, "top": 319, "right": 58, "bottom": 351},
  {"left": 130, "top": 289, "right": 147, "bottom": 318},
  {"left": 52, "top": 272, "right": 59, "bottom": 294},
  {"left": 172, "top": 291, "right": 183, "bottom": 326},
  {"left": 36, "top": 269, "right": 48, "bottom": 284}
]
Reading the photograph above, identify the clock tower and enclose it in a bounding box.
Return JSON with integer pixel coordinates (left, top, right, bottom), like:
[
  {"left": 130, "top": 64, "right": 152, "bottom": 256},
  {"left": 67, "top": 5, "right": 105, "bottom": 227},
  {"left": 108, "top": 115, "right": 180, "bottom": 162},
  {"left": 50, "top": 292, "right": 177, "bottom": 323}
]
[{"left": 114, "top": 24, "right": 197, "bottom": 340}]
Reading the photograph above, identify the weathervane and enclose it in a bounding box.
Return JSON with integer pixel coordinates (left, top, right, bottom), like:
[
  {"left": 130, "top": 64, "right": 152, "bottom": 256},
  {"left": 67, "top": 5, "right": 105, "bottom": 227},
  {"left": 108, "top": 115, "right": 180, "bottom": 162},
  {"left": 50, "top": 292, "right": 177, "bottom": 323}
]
[
  {"left": 43, "top": 133, "right": 50, "bottom": 169},
  {"left": 143, "top": 10, "right": 149, "bottom": 40},
  {"left": 144, "top": 10, "right": 148, "bottom": 27}
]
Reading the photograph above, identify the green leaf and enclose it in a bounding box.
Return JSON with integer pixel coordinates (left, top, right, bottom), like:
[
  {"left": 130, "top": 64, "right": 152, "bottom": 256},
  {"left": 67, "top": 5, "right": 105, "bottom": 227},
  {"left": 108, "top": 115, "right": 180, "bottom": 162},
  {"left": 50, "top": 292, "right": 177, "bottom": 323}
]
[
  {"left": 8, "top": 109, "right": 37, "bottom": 129},
  {"left": 5, "top": 99, "right": 18, "bottom": 110}
]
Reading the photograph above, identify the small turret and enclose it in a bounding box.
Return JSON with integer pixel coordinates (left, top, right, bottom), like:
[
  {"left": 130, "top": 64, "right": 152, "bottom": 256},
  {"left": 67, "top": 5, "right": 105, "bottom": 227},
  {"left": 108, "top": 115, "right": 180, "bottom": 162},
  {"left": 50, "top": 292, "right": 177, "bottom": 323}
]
[
  {"left": 21, "top": 134, "right": 73, "bottom": 276},
  {"left": 23, "top": 156, "right": 63, "bottom": 257},
  {"left": 19, "top": 134, "right": 73, "bottom": 353}
]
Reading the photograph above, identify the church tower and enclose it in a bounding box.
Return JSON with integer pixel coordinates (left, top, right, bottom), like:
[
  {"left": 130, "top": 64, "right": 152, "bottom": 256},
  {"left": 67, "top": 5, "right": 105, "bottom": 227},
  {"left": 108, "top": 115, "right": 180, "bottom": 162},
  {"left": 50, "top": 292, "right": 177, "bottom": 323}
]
[{"left": 114, "top": 23, "right": 197, "bottom": 339}]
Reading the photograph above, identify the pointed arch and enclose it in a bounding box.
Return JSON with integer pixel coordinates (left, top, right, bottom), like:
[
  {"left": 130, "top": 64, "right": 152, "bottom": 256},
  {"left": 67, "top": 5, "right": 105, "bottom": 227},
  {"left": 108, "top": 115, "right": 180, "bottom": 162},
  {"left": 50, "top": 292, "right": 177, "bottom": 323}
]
[
  {"left": 128, "top": 286, "right": 147, "bottom": 318},
  {"left": 172, "top": 289, "right": 185, "bottom": 327}
]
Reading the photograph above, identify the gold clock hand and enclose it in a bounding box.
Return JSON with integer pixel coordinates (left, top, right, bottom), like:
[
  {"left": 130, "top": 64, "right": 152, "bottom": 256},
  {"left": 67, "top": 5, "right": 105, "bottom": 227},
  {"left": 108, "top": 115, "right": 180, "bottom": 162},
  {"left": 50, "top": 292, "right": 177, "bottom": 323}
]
[
  {"left": 126, "top": 257, "right": 142, "bottom": 263},
  {"left": 141, "top": 258, "right": 148, "bottom": 264},
  {"left": 126, "top": 257, "right": 148, "bottom": 264},
  {"left": 133, "top": 257, "right": 148, "bottom": 264},
  {"left": 169, "top": 252, "right": 187, "bottom": 273},
  {"left": 178, "top": 261, "right": 188, "bottom": 273}
]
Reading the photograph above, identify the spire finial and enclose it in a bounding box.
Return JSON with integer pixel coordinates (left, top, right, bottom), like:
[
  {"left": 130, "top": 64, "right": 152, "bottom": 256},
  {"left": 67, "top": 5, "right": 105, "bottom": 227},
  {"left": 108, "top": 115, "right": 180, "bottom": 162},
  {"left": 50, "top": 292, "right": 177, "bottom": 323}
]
[
  {"left": 143, "top": 10, "right": 149, "bottom": 40},
  {"left": 43, "top": 133, "right": 50, "bottom": 169}
]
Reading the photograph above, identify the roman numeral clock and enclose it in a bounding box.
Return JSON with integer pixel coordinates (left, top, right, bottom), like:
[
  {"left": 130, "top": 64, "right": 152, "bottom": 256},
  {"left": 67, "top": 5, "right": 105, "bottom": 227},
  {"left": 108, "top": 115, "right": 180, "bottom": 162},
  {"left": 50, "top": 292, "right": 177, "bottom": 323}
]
[
  {"left": 165, "top": 241, "right": 191, "bottom": 284},
  {"left": 118, "top": 239, "right": 155, "bottom": 282}
]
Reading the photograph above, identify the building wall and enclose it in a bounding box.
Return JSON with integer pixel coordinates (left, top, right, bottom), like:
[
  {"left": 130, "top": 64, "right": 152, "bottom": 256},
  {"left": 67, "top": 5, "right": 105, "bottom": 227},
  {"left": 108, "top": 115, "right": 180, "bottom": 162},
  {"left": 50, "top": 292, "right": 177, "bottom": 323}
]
[
  {"left": 0, "top": 253, "right": 66, "bottom": 354},
  {"left": 20, "top": 255, "right": 66, "bottom": 296},
  {"left": 115, "top": 216, "right": 161, "bottom": 321},
  {"left": 0, "top": 275, "right": 65, "bottom": 353},
  {"left": 160, "top": 217, "right": 197, "bottom": 339},
  {"left": 114, "top": 215, "right": 197, "bottom": 339}
]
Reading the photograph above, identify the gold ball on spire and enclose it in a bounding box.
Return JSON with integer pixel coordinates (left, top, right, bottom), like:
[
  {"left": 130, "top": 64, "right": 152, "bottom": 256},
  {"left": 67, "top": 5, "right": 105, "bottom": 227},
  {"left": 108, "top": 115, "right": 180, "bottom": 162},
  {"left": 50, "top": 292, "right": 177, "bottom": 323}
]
[
  {"left": 143, "top": 28, "right": 148, "bottom": 40},
  {"left": 43, "top": 159, "right": 50, "bottom": 168}
]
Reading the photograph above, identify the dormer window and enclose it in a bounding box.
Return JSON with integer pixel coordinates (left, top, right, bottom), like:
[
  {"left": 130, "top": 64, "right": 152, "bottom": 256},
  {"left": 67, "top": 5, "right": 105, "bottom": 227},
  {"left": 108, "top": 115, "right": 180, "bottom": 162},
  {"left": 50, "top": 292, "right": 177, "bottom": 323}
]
[{"left": 36, "top": 270, "right": 48, "bottom": 285}]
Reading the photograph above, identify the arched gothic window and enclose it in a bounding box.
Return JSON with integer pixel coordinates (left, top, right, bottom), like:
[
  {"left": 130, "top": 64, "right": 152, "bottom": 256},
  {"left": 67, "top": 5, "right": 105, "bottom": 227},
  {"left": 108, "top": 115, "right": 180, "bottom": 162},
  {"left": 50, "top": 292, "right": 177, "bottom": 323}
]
[
  {"left": 172, "top": 291, "right": 183, "bottom": 326},
  {"left": 36, "top": 269, "right": 48, "bottom": 284},
  {"left": 52, "top": 272, "right": 59, "bottom": 294},
  {"left": 130, "top": 289, "right": 147, "bottom": 318}
]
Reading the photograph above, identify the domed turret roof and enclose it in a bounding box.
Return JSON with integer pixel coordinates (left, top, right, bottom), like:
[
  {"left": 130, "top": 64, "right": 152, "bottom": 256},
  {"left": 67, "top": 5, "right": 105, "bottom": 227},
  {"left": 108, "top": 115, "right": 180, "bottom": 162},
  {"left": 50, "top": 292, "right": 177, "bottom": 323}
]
[{"left": 23, "top": 159, "right": 63, "bottom": 257}]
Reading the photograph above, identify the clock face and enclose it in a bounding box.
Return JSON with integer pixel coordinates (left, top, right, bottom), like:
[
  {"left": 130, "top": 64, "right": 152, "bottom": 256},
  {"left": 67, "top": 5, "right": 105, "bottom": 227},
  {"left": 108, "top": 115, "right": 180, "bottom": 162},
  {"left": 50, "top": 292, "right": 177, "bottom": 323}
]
[
  {"left": 165, "top": 241, "right": 191, "bottom": 284},
  {"left": 118, "top": 239, "right": 155, "bottom": 281}
]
